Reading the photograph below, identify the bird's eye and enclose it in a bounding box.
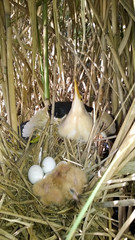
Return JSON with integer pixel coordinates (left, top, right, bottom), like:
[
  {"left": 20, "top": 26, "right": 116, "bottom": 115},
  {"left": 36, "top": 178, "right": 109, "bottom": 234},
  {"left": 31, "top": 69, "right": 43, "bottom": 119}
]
[
  {"left": 69, "top": 188, "right": 78, "bottom": 201},
  {"left": 70, "top": 188, "right": 75, "bottom": 194}
]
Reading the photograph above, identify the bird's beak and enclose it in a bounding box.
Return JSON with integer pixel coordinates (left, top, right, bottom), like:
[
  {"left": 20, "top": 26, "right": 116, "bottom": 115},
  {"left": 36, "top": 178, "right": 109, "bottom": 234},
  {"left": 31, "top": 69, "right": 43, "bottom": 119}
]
[
  {"left": 74, "top": 79, "right": 82, "bottom": 100},
  {"left": 70, "top": 188, "right": 79, "bottom": 201}
]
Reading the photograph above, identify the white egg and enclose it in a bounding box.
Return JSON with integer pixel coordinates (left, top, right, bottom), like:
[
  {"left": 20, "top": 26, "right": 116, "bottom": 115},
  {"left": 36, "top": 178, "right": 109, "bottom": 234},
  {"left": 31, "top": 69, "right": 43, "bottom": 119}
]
[
  {"left": 42, "top": 156, "right": 56, "bottom": 174},
  {"left": 28, "top": 165, "right": 44, "bottom": 184}
]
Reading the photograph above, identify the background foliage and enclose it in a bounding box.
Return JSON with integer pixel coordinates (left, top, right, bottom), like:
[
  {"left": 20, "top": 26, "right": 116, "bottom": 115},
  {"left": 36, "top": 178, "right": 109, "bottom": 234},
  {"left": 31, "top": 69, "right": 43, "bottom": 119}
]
[{"left": 0, "top": 0, "right": 134, "bottom": 129}]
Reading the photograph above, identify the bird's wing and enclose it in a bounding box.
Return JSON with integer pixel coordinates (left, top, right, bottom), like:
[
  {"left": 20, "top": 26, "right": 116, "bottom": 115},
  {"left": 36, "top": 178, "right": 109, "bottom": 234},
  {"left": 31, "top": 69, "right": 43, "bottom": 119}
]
[{"left": 22, "top": 108, "right": 49, "bottom": 138}]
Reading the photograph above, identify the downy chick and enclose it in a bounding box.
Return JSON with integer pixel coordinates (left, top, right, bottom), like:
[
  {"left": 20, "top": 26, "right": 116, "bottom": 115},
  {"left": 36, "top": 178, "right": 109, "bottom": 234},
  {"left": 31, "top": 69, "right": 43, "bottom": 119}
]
[{"left": 33, "top": 162, "right": 87, "bottom": 206}]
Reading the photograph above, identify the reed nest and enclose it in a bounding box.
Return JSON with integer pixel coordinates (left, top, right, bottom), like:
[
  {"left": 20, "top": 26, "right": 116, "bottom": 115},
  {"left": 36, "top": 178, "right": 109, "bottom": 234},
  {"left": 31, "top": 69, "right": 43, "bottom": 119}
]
[{"left": 0, "top": 101, "right": 135, "bottom": 240}]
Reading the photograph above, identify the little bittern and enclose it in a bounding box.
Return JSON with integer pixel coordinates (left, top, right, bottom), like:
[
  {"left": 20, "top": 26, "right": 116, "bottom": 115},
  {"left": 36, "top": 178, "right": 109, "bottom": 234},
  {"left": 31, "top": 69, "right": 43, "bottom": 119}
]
[{"left": 58, "top": 79, "right": 93, "bottom": 142}]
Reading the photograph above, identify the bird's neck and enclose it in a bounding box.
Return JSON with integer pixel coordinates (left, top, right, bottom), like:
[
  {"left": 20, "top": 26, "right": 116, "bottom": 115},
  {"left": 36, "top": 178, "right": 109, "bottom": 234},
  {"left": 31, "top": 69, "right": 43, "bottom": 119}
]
[{"left": 71, "top": 93, "right": 85, "bottom": 113}]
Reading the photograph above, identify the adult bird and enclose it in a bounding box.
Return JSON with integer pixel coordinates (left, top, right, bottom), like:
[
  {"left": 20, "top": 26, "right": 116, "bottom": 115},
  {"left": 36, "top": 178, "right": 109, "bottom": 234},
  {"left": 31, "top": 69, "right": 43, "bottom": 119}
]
[
  {"left": 22, "top": 80, "right": 116, "bottom": 142},
  {"left": 58, "top": 79, "right": 93, "bottom": 142},
  {"left": 22, "top": 83, "right": 93, "bottom": 139}
]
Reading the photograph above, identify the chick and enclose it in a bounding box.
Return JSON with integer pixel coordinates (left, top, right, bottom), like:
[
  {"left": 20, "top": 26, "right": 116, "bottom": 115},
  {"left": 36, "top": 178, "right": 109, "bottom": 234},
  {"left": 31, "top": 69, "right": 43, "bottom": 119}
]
[
  {"left": 60, "top": 162, "right": 87, "bottom": 201},
  {"left": 33, "top": 173, "right": 64, "bottom": 206},
  {"left": 58, "top": 80, "right": 93, "bottom": 142},
  {"left": 33, "top": 162, "right": 87, "bottom": 206}
]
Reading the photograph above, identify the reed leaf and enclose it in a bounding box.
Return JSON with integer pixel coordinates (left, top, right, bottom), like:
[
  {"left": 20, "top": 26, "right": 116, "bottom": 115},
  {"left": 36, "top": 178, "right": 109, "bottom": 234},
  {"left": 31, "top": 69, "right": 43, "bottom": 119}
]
[{"left": 3, "top": 0, "right": 17, "bottom": 131}]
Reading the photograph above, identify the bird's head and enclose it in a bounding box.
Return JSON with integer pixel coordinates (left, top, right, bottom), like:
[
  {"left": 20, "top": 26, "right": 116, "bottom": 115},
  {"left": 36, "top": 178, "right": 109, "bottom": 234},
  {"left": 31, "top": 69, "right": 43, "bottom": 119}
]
[
  {"left": 71, "top": 78, "right": 86, "bottom": 114},
  {"left": 69, "top": 188, "right": 79, "bottom": 201}
]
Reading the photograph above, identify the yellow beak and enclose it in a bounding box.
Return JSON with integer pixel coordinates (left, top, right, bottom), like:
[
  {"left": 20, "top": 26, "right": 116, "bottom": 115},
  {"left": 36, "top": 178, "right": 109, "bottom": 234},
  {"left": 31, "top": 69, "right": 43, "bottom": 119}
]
[{"left": 74, "top": 78, "right": 82, "bottom": 100}]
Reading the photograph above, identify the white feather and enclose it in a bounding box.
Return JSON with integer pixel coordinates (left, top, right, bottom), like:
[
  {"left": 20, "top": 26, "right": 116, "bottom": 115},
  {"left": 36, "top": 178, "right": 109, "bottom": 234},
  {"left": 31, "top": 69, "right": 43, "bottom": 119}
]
[{"left": 22, "top": 108, "right": 49, "bottom": 138}]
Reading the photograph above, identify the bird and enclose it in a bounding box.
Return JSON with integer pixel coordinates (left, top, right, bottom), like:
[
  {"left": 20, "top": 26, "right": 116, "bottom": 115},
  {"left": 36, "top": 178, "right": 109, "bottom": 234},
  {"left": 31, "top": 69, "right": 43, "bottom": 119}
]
[
  {"left": 21, "top": 101, "right": 93, "bottom": 138},
  {"left": 21, "top": 80, "right": 116, "bottom": 142},
  {"left": 33, "top": 172, "right": 64, "bottom": 206},
  {"left": 58, "top": 79, "right": 93, "bottom": 142},
  {"left": 33, "top": 161, "right": 87, "bottom": 206},
  {"left": 57, "top": 80, "right": 116, "bottom": 141}
]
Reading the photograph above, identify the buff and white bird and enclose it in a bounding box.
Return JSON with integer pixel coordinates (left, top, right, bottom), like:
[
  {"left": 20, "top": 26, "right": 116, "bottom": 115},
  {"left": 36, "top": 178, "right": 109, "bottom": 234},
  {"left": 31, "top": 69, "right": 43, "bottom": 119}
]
[{"left": 58, "top": 79, "right": 93, "bottom": 141}]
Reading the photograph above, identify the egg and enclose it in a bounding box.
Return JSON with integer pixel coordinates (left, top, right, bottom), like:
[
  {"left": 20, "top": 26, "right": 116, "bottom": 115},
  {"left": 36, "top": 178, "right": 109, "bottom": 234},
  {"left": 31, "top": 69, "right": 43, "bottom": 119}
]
[
  {"left": 28, "top": 165, "right": 44, "bottom": 184},
  {"left": 42, "top": 157, "right": 56, "bottom": 174}
]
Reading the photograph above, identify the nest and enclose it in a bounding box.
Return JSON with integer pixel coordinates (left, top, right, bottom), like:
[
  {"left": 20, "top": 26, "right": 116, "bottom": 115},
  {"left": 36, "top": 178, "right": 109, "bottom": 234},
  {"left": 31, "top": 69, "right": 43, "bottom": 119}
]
[{"left": 0, "top": 101, "right": 135, "bottom": 240}]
